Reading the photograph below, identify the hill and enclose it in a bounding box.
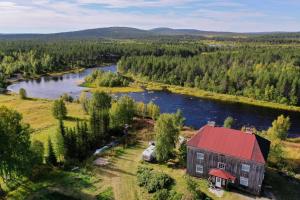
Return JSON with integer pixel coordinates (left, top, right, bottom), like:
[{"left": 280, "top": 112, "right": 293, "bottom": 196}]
[{"left": 0, "top": 27, "right": 300, "bottom": 40}]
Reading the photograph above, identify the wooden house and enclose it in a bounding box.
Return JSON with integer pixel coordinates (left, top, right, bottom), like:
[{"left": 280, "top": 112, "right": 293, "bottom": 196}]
[{"left": 186, "top": 124, "right": 270, "bottom": 195}]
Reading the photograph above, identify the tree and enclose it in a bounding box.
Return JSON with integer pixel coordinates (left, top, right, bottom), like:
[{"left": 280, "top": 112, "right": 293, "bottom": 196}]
[
  {"left": 0, "top": 73, "right": 7, "bottom": 92},
  {"left": 110, "top": 96, "right": 135, "bottom": 130},
  {"left": 89, "top": 91, "right": 111, "bottom": 113},
  {"left": 173, "top": 109, "right": 185, "bottom": 129},
  {"left": 268, "top": 140, "right": 285, "bottom": 169},
  {"left": 147, "top": 101, "right": 160, "bottom": 120},
  {"left": 52, "top": 120, "right": 65, "bottom": 163},
  {"left": 64, "top": 121, "right": 90, "bottom": 161},
  {"left": 30, "top": 140, "right": 45, "bottom": 165},
  {"left": 135, "top": 102, "right": 147, "bottom": 118},
  {"left": 89, "top": 109, "right": 110, "bottom": 147},
  {"left": 155, "top": 113, "right": 180, "bottom": 162},
  {"left": 178, "top": 141, "right": 187, "bottom": 167},
  {"left": 267, "top": 115, "right": 291, "bottom": 140},
  {"left": 223, "top": 116, "right": 234, "bottom": 128},
  {"left": 19, "top": 88, "right": 27, "bottom": 99},
  {"left": 79, "top": 91, "right": 89, "bottom": 113},
  {"left": 52, "top": 99, "right": 67, "bottom": 119},
  {"left": 47, "top": 137, "right": 57, "bottom": 165},
  {"left": 0, "top": 106, "right": 32, "bottom": 187}
]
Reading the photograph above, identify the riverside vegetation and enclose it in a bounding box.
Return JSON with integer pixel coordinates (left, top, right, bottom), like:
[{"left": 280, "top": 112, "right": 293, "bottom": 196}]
[
  {"left": 2, "top": 39, "right": 300, "bottom": 111},
  {"left": 1, "top": 36, "right": 300, "bottom": 199}
]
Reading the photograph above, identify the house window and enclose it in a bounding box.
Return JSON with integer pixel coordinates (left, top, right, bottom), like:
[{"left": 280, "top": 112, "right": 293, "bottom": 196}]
[
  {"left": 217, "top": 162, "right": 225, "bottom": 170},
  {"left": 241, "top": 164, "right": 250, "bottom": 172},
  {"left": 196, "top": 164, "right": 203, "bottom": 173},
  {"left": 240, "top": 176, "right": 249, "bottom": 186},
  {"left": 196, "top": 152, "right": 204, "bottom": 160}
]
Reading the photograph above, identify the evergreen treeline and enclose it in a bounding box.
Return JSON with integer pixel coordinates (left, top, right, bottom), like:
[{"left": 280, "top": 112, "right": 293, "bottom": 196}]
[
  {"left": 0, "top": 40, "right": 213, "bottom": 79},
  {"left": 118, "top": 47, "right": 300, "bottom": 105}
]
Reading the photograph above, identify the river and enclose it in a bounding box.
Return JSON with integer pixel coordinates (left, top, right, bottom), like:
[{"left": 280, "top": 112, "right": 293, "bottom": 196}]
[{"left": 7, "top": 65, "right": 300, "bottom": 136}]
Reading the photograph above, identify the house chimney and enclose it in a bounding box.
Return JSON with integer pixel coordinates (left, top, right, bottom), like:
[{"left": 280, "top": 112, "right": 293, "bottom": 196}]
[{"left": 207, "top": 121, "right": 216, "bottom": 127}]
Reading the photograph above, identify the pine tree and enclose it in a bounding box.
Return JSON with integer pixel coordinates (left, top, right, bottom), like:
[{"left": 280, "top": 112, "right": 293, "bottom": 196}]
[{"left": 47, "top": 137, "right": 57, "bottom": 165}]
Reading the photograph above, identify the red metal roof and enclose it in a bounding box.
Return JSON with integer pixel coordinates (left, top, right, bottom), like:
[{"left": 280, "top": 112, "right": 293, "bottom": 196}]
[
  {"left": 187, "top": 125, "right": 266, "bottom": 164},
  {"left": 209, "top": 168, "right": 236, "bottom": 180}
]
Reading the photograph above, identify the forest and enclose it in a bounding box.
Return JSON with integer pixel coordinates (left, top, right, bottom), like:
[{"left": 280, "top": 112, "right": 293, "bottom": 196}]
[
  {"left": 0, "top": 40, "right": 213, "bottom": 78},
  {"left": 1, "top": 39, "right": 300, "bottom": 107},
  {"left": 118, "top": 47, "right": 300, "bottom": 105}
]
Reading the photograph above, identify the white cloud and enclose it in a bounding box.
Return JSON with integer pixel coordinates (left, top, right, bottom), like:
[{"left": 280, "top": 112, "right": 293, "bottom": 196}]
[
  {"left": 0, "top": 0, "right": 299, "bottom": 33},
  {"left": 77, "top": 0, "right": 195, "bottom": 8}
]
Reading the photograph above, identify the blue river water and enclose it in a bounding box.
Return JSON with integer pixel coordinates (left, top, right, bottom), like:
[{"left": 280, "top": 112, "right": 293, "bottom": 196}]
[{"left": 7, "top": 65, "right": 300, "bottom": 136}]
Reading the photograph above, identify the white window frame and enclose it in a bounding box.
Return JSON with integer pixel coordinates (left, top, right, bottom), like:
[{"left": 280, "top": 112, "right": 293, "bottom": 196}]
[
  {"left": 196, "top": 164, "right": 203, "bottom": 174},
  {"left": 217, "top": 162, "right": 226, "bottom": 170},
  {"left": 240, "top": 176, "right": 249, "bottom": 186},
  {"left": 196, "top": 152, "right": 204, "bottom": 160},
  {"left": 241, "top": 164, "right": 250, "bottom": 172}
]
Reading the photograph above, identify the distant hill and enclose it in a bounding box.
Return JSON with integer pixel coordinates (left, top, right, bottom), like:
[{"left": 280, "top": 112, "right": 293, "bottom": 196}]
[
  {"left": 149, "top": 27, "right": 235, "bottom": 36},
  {"left": 0, "top": 27, "right": 300, "bottom": 40},
  {"left": 0, "top": 27, "right": 155, "bottom": 40}
]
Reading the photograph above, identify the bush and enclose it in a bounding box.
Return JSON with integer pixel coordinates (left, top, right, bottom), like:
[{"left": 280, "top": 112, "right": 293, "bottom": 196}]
[
  {"left": 137, "top": 166, "right": 173, "bottom": 193},
  {"left": 147, "top": 172, "right": 173, "bottom": 193},
  {"left": 137, "top": 166, "right": 153, "bottom": 187},
  {"left": 153, "top": 189, "right": 182, "bottom": 200},
  {"left": 61, "top": 93, "right": 73, "bottom": 102},
  {"left": 152, "top": 189, "right": 169, "bottom": 200},
  {"left": 96, "top": 187, "right": 114, "bottom": 200},
  {"left": 19, "top": 88, "right": 27, "bottom": 99},
  {"left": 186, "top": 176, "right": 210, "bottom": 200}
]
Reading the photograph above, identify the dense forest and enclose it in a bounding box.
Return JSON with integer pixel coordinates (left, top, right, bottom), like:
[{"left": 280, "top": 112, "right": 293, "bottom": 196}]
[
  {"left": 0, "top": 40, "right": 212, "bottom": 75},
  {"left": 1, "top": 38, "right": 300, "bottom": 106},
  {"left": 118, "top": 47, "right": 300, "bottom": 105}
]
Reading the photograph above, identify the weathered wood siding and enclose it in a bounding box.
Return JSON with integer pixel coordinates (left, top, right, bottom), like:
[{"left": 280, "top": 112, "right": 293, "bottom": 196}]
[{"left": 187, "top": 146, "right": 265, "bottom": 195}]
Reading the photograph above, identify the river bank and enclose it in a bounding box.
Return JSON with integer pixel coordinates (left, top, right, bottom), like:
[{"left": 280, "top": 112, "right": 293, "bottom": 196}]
[
  {"left": 7, "top": 64, "right": 300, "bottom": 134},
  {"left": 119, "top": 73, "right": 300, "bottom": 112}
]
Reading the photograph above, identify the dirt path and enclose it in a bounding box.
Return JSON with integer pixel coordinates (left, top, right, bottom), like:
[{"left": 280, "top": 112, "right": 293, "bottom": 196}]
[{"left": 95, "top": 143, "right": 150, "bottom": 200}]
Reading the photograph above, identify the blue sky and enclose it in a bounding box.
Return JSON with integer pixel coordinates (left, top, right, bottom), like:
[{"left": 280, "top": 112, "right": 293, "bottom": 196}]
[{"left": 0, "top": 0, "right": 300, "bottom": 33}]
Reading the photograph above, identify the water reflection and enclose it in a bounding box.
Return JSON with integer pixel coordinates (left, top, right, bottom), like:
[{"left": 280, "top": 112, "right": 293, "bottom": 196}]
[{"left": 7, "top": 65, "right": 300, "bottom": 135}]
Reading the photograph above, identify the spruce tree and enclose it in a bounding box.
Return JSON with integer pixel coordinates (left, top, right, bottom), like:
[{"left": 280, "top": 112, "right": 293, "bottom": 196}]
[{"left": 47, "top": 137, "right": 57, "bottom": 165}]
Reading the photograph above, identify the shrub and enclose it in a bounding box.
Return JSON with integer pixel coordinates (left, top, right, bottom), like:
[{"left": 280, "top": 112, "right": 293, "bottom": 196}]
[
  {"left": 153, "top": 189, "right": 182, "bottom": 200},
  {"left": 137, "top": 166, "right": 173, "bottom": 193},
  {"left": 61, "top": 93, "right": 73, "bottom": 102},
  {"left": 19, "top": 88, "right": 27, "bottom": 99},
  {"left": 186, "top": 176, "right": 210, "bottom": 200},
  {"left": 137, "top": 166, "right": 152, "bottom": 187},
  {"left": 147, "top": 172, "right": 173, "bottom": 193},
  {"left": 152, "top": 189, "right": 169, "bottom": 200},
  {"left": 96, "top": 187, "right": 114, "bottom": 200}
]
